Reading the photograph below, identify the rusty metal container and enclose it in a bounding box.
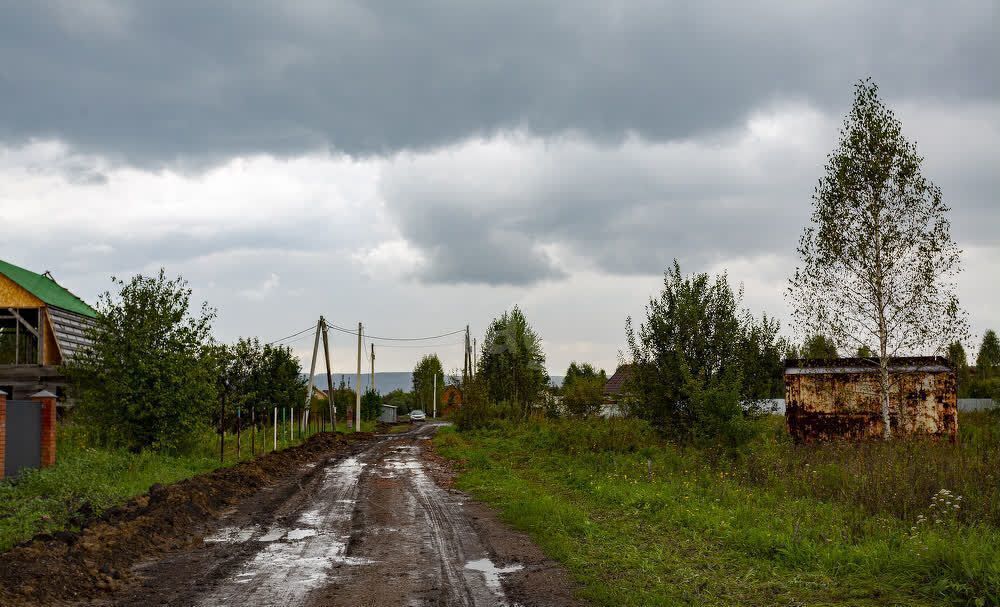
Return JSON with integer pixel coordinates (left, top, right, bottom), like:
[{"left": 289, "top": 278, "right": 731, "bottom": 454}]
[{"left": 784, "top": 357, "right": 957, "bottom": 442}]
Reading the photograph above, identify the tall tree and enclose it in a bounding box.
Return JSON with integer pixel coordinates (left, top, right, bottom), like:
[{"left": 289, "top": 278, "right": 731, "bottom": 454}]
[
  {"left": 412, "top": 354, "right": 444, "bottom": 414},
  {"left": 976, "top": 330, "right": 1000, "bottom": 378},
  {"left": 947, "top": 341, "right": 972, "bottom": 397},
  {"left": 478, "top": 306, "right": 549, "bottom": 416},
  {"left": 788, "top": 79, "right": 968, "bottom": 438},
  {"left": 67, "top": 270, "right": 217, "bottom": 451}
]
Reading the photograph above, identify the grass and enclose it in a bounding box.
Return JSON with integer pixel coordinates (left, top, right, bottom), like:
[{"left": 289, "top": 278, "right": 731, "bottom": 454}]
[
  {"left": 0, "top": 417, "right": 334, "bottom": 553},
  {"left": 435, "top": 414, "right": 1000, "bottom": 606}
]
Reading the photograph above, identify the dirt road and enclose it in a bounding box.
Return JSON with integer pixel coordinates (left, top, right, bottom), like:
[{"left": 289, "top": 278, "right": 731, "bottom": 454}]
[{"left": 107, "top": 423, "right": 581, "bottom": 607}]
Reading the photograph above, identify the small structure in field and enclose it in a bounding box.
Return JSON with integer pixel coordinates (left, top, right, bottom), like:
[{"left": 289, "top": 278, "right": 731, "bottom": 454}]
[
  {"left": 380, "top": 404, "right": 398, "bottom": 423},
  {"left": 0, "top": 259, "right": 97, "bottom": 400},
  {"left": 784, "top": 357, "right": 957, "bottom": 442}
]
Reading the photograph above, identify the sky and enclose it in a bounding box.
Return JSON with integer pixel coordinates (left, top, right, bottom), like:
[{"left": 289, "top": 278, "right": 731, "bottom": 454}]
[{"left": 1, "top": 1, "right": 997, "bottom": 375}]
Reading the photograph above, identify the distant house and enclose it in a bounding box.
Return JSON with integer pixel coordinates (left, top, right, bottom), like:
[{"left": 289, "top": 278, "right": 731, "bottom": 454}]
[
  {"left": 0, "top": 260, "right": 97, "bottom": 400},
  {"left": 601, "top": 365, "right": 633, "bottom": 418},
  {"left": 603, "top": 365, "right": 633, "bottom": 402},
  {"left": 784, "top": 357, "right": 957, "bottom": 442}
]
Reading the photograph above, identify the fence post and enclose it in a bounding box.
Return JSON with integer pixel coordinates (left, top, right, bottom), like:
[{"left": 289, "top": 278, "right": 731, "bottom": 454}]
[
  {"left": 31, "top": 390, "right": 57, "bottom": 468},
  {"left": 0, "top": 390, "right": 7, "bottom": 480}
]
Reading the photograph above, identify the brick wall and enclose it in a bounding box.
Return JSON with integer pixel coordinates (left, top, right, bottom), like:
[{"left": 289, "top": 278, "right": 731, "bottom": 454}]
[{"left": 33, "top": 392, "right": 57, "bottom": 468}]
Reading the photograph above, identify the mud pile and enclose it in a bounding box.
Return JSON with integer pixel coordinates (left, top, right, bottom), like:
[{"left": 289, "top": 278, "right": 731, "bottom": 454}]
[{"left": 0, "top": 431, "right": 374, "bottom": 606}]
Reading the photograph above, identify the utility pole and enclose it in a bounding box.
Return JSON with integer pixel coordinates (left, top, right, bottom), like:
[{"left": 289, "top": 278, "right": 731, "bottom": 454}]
[
  {"left": 321, "top": 319, "right": 336, "bottom": 432},
  {"left": 355, "top": 322, "right": 362, "bottom": 432},
  {"left": 463, "top": 325, "right": 470, "bottom": 384},
  {"left": 371, "top": 343, "right": 376, "bottom": 393},
  {"left": 304, "top": 318, "right": 322, "bottom": 412},
  {"left": 473, "top": 337, "right": 477, "bottom": 377},
  {"left": 433, "top": 373, "right": 437, "bottom": 419}
]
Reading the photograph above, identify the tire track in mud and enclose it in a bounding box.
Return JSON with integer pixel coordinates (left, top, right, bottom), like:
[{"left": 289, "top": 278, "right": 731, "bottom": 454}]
[{"left": 104, "top": 424, "right": 580, "bottom": 607}]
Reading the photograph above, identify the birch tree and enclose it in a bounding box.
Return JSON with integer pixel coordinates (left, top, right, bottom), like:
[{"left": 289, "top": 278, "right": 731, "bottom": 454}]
[{"left": 788, "top": 79, "right": 967, "bottom": 438}]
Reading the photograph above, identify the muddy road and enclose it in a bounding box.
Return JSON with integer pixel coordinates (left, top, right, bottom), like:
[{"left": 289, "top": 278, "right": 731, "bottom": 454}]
[{"left": 105, "top": 423, "right": 581, "bottom": 607}]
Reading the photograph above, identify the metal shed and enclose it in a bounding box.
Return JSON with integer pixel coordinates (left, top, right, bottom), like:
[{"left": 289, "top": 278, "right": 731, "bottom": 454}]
[
  {"left": 380, "top": 405, "right": 398, "bottom": 423},
  {"left": 784, "top": 357, "right": 957, "bottom": 442}
]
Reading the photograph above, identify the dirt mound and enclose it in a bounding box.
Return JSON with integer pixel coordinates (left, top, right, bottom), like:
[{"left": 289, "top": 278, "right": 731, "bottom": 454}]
[{"left": 0, "top": 432, "right": 374, "bottom": 606}]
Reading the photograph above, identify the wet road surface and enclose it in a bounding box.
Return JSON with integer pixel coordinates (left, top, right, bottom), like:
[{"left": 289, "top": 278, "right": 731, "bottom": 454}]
[{"left": 112, "top": 424, "right": 542, "bottom": 607}]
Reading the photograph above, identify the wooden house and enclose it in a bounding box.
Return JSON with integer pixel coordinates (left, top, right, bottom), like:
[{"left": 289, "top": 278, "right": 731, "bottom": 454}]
[{"left": 0, "top": 260, "right": 97, "bottom": 400}]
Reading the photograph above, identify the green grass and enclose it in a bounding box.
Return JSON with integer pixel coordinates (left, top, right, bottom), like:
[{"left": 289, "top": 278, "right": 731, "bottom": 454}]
[
  {"left": 435, "top": 415, "right": 1000, "bottom": 606},
  {"left": 0, "top": 419, "right": 325, "bottom": 553}
]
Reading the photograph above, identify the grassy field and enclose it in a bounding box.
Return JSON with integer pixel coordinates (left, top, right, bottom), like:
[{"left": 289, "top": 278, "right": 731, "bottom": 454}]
[
  {"left": 0, "top": 417, "right": 377, "bottom": 553},
  {"left": 435, "top": 413, "right": 1000, "bottom": 606}
]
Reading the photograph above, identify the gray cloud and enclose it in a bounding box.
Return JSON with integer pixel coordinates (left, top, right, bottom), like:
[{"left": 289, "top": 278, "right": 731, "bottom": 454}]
[{"left": 0, "top": 1, "right": 995, "bottom": 164}]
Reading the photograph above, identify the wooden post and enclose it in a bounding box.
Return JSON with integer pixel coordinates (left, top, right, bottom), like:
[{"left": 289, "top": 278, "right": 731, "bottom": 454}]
[
  {"left": 251, "top": 408, "right": 256, "bottom": 457},
  {"left": 371, "top": 344, "right": 376, "bottom": 393},
  {"left": 273, "top": 407, "right": 277, "bottom": 451},
  {"left": 304, "top": 319, "right": 322, "bottom": 412},
  {"left": 356, "top": 323, "right": 362, "bottom": 432},
  {"left": 322, "top": 321, "right": 336, "bottom": 432},
  {"left": 237, "top": 407, "right": 241, "bottom": 460}
]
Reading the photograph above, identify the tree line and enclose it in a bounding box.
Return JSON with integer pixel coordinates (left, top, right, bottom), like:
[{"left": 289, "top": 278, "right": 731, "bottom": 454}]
[
  {"left": 67, "top": 270, "right": 309, "bottom": 452},
  {"left": 458, "top": 78, "right": 974, "bottom": 446}
]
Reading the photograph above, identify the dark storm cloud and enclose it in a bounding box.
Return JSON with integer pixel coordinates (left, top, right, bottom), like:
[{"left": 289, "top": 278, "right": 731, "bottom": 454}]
[{"left": 0, "top": 1, "right": 995, "bottom": 163}]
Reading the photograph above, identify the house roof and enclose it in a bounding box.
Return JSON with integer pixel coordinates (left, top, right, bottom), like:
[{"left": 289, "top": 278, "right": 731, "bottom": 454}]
[
  {"left": 603, "top": 365, "right": 633, "bottom": 395},
  {"left": 0, "top": 259, "right": 97, "bottom": 318}
]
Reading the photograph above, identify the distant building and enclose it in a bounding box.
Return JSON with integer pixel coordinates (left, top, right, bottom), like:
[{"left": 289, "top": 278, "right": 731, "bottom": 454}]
[
  {"left": 0, "top": 260, "right": 97, "bottom": 400},
  {"left": 603, "top": 365, "right": 633, "bottom": 401},
  {"left": 784, "top": 357, "right": 957, "bottom": 442},
  {"left": 601, "top": 365, "right": 633, "bottom": 418}
]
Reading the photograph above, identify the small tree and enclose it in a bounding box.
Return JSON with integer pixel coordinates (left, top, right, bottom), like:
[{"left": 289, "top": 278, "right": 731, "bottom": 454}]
[
  {"left": 479, "top": 306, "right": 549, "bottom": 417},
  {"left": 976, "top": 330, "right": 1000, "bottom": 378},
  {"left": 361, "top": 388, "right": 382, "bottom": 421},
  {"left": 626, "top": 261, "right": 779, "bottom": 446},
  {"left": 947, "top": 341, "right": 972, "bottom": 397},
  {"left": 412, "top": 354, "right": 444, "bottom": 414},
  {"left": 67, "top": 270, "right": 216, "bottom": 451},
  {"left": 788, "top": 79, "right": 968, "bottom": 438},
  {"left": 560, "top": 362, "right": 606, "bottom": 417},
  {"left": 800, "top": 335, "right": 839, "bottom": 360}
]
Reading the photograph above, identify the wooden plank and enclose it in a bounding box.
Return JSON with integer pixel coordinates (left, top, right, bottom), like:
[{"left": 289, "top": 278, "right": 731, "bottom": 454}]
[{"left": 7, "top": 309, "right": 39, "bottom": 338}]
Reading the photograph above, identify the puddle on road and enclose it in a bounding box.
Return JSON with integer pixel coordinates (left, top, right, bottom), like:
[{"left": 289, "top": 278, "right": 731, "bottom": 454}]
[
  {"left": 204, "top": 526, "right": 259, "bottom": 544},
  {"left": 286, "top": 528, "right": 318, "bottom": 540},
  {"left": 258, "top": 527, "right": 286, "bottom": 542},
  {"left": 464, "top": 558, "right": 524, "bottom": 594}
]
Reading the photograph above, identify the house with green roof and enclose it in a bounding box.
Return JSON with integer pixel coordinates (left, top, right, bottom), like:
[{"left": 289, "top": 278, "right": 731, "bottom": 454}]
[{"left": 0, "top": 259, "right": 97, "bottom": 400}]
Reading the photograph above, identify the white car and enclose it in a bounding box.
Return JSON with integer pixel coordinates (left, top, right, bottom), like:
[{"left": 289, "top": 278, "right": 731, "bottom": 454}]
[{"left": 409, "top": 409, "right": 426, "bottom": 422}]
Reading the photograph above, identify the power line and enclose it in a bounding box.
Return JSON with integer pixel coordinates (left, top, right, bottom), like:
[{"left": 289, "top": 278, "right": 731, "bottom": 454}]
[
  {"left": 370, "top": 341, "right": 464, "bottom": 349},
  {"left": 326, "top": 322, "right": 465, "bottom": 342},
  {"left": 266, "top": 325, "right": 316, "bottom": 345}
]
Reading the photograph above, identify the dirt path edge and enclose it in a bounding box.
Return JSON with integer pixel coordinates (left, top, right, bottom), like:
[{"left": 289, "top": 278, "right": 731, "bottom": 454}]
[{"left": 0, "top": 432, "right": 375, "bottom": 607}]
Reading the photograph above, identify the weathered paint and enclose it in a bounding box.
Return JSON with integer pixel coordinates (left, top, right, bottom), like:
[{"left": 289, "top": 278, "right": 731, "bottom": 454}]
[{"left": 784, "top": 357, "right": 957, "bottom": 442}]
